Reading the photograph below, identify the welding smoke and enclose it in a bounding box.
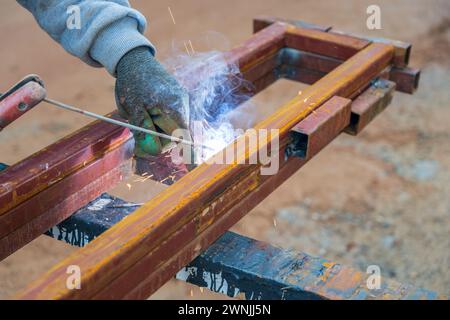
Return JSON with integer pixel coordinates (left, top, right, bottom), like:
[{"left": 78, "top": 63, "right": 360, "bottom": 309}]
[{"left": 163, "top": 34, "right": 255, "bottom": 163}]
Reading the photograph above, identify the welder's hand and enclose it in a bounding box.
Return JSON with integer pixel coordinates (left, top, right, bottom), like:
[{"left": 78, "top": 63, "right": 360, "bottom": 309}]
[{"left": 115, "top": 46, "right": 190, "bottom": 157}]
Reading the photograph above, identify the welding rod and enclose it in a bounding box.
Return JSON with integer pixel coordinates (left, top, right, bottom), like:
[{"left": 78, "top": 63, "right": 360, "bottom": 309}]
[{"left": 43, "top": 97, "right": 203, "bottom": 148}]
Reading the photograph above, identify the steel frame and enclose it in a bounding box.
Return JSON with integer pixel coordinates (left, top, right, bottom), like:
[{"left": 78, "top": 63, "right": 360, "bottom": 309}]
[{"left": 0, "top": 18, "right": 421, "bottom": 299}]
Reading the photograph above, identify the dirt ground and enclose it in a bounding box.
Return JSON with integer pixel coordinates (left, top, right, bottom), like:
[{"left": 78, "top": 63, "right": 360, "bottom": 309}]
[{"left": 0, "top": 0, "right": 449, "bottom": 299}]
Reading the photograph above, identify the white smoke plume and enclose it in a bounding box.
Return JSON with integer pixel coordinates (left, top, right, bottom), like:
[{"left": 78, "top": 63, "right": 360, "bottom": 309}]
[{"left": 163, "top": 38, "right": 255, "bottom": 163}]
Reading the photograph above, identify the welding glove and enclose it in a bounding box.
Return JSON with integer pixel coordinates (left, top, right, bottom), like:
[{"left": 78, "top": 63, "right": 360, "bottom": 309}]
[{"left": 115, "top": 46, "right": 190, "bottom": 157}]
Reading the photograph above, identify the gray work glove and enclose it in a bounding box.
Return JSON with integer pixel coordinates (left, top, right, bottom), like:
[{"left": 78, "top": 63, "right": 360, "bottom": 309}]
[{"left": 115, "top": 46, "right": 190, "bottom": 157}]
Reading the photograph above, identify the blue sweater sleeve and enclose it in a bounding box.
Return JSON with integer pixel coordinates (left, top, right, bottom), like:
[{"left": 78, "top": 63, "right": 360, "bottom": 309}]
[{"left": 17, "top": 0, "right": 156, "bottom": 76}]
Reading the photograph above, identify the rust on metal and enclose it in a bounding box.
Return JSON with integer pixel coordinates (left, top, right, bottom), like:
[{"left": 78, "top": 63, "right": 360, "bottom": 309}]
[
  {"left": 330, "top": 30, "right": 412, "bottom": 68},
  {"left": 279, "top": 49, "right": 418, "bottom": 94},
  {"left": 285, "top": 25, "right": 370, "bottom": 60},
  {"left": 17, "top": 42, "right": 394, "bottom": 300},
  {"left": 288, "top": 96, "right": 352, "bottom": 159},
  {"left": 254, "top": 16, "right": 412, "bottom": 68},
  {"left": 0, "top": 113, "right": 133, "bottom": 217},
  {"left": 253, "top": 15, "right": 332, "bottom": 33},
  {"left": 345, "top": 79, "right": 396, "bottom": 135},
  {"left": 226, "top": 22, "right": 287, "bottom": 73},
  {"left": 134, "top": 152, "right": 189, "bottom": 186},
  {"left": 241, "top": 51, "right": 281, "bottom": 83},
  {"left": 390, "top": 66, "right": 420, "bottom": 94},
  {"left": 0, "top": 142, "right": 133, "bottom": 260}
]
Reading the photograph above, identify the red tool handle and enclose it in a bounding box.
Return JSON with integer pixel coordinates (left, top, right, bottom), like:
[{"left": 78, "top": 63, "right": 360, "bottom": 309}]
[{"left": 0, "top": 76, "right": 46, "bottom": 130}]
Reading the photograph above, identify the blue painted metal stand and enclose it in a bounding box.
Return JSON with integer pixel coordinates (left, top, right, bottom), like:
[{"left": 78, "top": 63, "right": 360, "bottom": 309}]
[{"left": 42, "top": 193, "right": 443, "bottom": 300}]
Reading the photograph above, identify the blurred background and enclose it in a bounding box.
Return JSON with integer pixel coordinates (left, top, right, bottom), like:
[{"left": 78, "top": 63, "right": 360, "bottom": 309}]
[{"left": 0, "top": 0, "right": 449, "bottom": 299}]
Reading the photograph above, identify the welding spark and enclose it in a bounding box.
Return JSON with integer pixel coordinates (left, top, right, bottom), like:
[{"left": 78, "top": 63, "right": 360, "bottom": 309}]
[
  {"left": 183, "top": 41, "right": 191, "bottom": 56},
  {"left": 188, "top": 40, "right": 195, "bottom": 54},
  {"left": 141, "top": 175, "right": 154, "bottom": 182},
  {"left": 126, "top": 183, "right": 132, "bottom": 190},
  {"left": 307, "top": 105, "right": 318, "bottom": 116},
  {"left": 160, "top": 177, "right": 171, "bottom": 184},
  {"left": 164, "top": 49, "right": 255, "bottom": 164},
  {"left": 168, "top": 6, "right": 176, "bottom": 25},
  {"left": 108, "top": 204, "right": 144, "bottom": 208}
]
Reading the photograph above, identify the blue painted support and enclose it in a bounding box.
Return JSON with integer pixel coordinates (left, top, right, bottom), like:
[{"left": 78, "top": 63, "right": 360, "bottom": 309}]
[
  {"left": 45, "top": 193, "right": 138, "bottom": 247},
  {"left": 176, "top": 232, "right": 445, "bottom": 300},
  {"left": 0, "top": 163, "right": 8, "bottom": 172},
  {"left": 176, "top": 231, "right": 324, "bottom": 300},
  {"left": 43, "top": 193, "right": 445, "bottom": 300}
]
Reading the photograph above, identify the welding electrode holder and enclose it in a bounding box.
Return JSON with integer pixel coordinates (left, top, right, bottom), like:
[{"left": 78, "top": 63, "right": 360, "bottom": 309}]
[{"left": 0, "top": 74, "right": 47, "bottom": 130}]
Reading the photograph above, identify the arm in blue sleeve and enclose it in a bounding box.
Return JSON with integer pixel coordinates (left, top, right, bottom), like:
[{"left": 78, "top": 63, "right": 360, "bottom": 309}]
[{"left": 17, "top": 0, "right": 156, "bottom": 76}]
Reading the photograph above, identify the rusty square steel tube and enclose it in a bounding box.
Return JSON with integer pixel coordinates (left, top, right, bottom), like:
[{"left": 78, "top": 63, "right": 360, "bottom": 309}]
[
  {"left": 254, "top": 16, "right": 412, "bottom": 68},
  {"left": 345, "top": 79, "right": 397, "bottom": 135},
  {"left": 288, "top": 96, "right": 352, "bottom": 159}
]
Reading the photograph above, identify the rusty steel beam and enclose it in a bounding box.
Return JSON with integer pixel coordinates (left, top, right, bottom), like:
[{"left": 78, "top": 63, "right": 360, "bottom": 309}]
[
  {"left": 285, "top": 25, "right": 370, "bottom": 61},
  {"left": 389, "top": 66, "right": 421, "bottom": 94},
  {"left": 254, "top": 15, "right": 332, "bottom": 33},
  {"left": 254, "top": 16, "right": 412, "bottom": 67},
  {"left": 241, "top": 51, "right": 282, "bottom": 83},
  {"left": 0, "top": 116, "right": 133, "bottom": 260},
  {"left": 330, "top": 31, "right": 411, "bottom": 68},
  {"left": 252, "top": 18, "right": 418, "bottom": 93},
  {"left": 0, "top": 114, "right": 132, "bottom": 217},
  {"left": 0, "top": 148, "right": 133, "bottom": 261},
  {"left": 345, "top": 79, "right": 396, "bottom": 135},
  {"left": 287, "top": 96, "right": 352, "bottom": 159},
  {"left": 17, "top": 42, "right": 395, "bottom": 299},
  {"left": 254, "top": 16, "right": 371, "bottom": 60},
  {"left": 225, "top": 22, "right": 286, "bottom": 74},
  {"left": 279, "top": 48, "right": 419, "bottom": 94},
  {"left": 233, "top": 21, "right": 371, "bottom": 70}
]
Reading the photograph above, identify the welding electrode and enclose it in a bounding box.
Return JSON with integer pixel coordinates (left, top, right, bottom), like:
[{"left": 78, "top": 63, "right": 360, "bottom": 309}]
[
  {"left": 43, "top": 98, "right": 200, "bottom": 148},
  {"left": 1, "top": 74, "right": 210, "bottom": 151}
]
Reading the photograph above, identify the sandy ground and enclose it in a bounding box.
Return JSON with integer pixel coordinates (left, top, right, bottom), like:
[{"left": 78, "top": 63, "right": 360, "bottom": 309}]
[{"left": 0, "top": 0, "right": 449, "bottom": 299}]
